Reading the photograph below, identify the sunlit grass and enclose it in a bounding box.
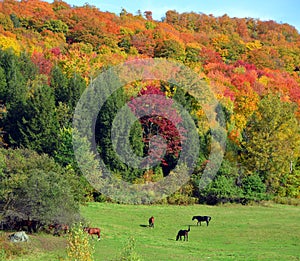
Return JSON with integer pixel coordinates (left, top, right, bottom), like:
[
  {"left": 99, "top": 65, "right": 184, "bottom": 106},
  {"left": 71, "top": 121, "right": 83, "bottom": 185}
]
[
  {"left": 81, "top": 203, "right": 300, "bottom": 261},
  {"left": 9, "top": 202, "right": 300, "bottom": 260}
]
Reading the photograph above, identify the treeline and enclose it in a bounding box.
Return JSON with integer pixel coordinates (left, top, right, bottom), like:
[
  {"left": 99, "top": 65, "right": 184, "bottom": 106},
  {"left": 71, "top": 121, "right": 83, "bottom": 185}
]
[
  {"left": 0, "top": 45, "right": 298, "bottom": 208},
  {"left": 0, "top": 48, "right": 91, "bottom": 225},
  {"left": 0, "top": 0, "right": 299, "bottom": 214}
]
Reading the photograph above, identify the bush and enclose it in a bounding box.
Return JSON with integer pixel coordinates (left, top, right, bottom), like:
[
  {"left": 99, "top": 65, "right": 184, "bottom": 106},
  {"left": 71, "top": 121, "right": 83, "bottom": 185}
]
[
  {"left": 66, "top": 223, "right": 94, "bottom": 261},
  {"left": 273, "top": 196, "right": 300, "bottom": 206},
  {"left": 164, "top": 183, "right": 197, "bottom": 205},
  {"left": 117, "top": 236, "right": 143, "bottom": 261},
  {"left": 241, "top": 173, "right": 268, "bottom": 201},
  {"left": 0, "top": 148, "right": 81, "bottom": 227},
  {"left": 199, "top": 176, "right": 243, "bottom": 205},
  {"left": 166, "top": 192, "right": 197, "bottom": 205}
]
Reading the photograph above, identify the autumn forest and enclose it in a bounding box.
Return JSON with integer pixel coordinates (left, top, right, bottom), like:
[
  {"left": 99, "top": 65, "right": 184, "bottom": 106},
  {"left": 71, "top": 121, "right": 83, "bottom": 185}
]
[{"left": 0, "top": 0, "right": 300, "bottom": 224}]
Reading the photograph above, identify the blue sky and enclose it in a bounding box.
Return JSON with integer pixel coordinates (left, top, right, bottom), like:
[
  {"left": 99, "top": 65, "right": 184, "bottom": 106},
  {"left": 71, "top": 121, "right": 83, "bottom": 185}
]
[{"left": 46, "top": 0, "right": 300, "bottom": 32}]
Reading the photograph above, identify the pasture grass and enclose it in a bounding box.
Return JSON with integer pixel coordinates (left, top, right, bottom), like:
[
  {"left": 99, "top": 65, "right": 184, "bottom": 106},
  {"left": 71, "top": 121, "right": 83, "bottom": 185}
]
[
  {"left": 8, "top": 202, "right": 300, "bottom": 261},
  {"left": 81, "top": 202, "right": 300, "bottom": 261},
  {"left": 2, "top": 232, "right": 66, "bottom": 261}
]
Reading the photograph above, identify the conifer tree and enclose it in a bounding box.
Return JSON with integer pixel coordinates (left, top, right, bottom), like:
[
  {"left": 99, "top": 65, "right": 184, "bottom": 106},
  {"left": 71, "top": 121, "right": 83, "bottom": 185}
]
[
  {"left": 50, "top": 66, "right": 69, "bottom": 105},
  {"left": 19, "top": 84, "right": 59, "bottom": 155}
]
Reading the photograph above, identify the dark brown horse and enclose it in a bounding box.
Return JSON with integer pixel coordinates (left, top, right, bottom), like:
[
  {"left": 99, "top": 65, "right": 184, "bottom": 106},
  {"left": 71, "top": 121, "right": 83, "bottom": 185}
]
[
  {"left": 15, "top": 219, "right": 39, "bottom": 233},
  {"left": 49, "top": 223, "right": 69, "bottom": 236},
  {"left": 148, "top": 216, "right": 154, "bottom": 228},
  {"left": 84, "top": 227, "right": 101, "bottom": 240},
  {"left": 176, "top": 226, "right": 190, "bottom": 241}
]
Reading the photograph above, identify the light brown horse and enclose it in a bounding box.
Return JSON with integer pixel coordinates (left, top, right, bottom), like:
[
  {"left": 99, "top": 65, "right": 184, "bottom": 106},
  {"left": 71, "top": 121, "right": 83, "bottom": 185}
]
[{"left": 84, "top": 227, "right": 101, "bottom": 240}]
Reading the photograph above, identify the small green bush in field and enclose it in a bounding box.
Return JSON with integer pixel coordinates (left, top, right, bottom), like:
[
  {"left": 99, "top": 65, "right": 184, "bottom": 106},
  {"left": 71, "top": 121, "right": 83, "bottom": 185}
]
[
  {"left": 66, "top": 223, "right": 94, "bottom": 261},
  {"left": 118, "top": 236, "right": 143, "bottom": 261}
]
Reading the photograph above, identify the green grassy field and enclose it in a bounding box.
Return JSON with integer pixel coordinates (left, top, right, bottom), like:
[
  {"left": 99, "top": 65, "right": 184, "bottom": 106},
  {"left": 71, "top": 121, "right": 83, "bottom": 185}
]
[{"left": 9, "top": 202, "right": 300, "bottom": 261}]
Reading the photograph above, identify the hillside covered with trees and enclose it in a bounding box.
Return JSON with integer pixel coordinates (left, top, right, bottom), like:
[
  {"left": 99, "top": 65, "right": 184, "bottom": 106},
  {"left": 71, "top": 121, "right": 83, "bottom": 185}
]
[{"left": 0, "top": 0, "right": 300, "bottom": 226}]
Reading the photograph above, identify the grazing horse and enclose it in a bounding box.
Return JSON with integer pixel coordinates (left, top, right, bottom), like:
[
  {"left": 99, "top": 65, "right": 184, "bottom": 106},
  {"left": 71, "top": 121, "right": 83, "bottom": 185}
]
[
  {"left": 59, "top": 224, "right": 69, "bottom": 234},
  {"left": 16, "top": 219, "right": 39, "bottom": 233},
  {"left": 192, "top": 216, "right": 212, "bottom": 226},
  {"left": 49, "top": 223, "right": 69, "bottom": 236},
  {"left": 148, "top": 216, "right": 154, "bottom": 228},
  {"left": 176, "top": 226, "right": 190, "bottom": 241},
  {"left": 84, "top": 227, "right": 101, "bottom": 241}
]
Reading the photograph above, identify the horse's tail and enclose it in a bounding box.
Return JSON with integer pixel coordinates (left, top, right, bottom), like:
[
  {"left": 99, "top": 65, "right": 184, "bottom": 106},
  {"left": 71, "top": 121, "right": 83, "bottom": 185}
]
[{"left": 187, "top": 226, "right": 190, "bottom": 232}]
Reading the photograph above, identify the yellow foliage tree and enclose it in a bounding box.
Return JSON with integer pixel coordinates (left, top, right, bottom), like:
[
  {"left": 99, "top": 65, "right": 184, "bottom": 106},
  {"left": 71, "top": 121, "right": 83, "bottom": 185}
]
[
  {"left": 66, "top": 223, "right": 94, "bottom": 261},
  {"left": 0, "top": 35, "right": 21, "bottom": 54},
  {"left": 246, "top": 40, "right": 262, "bottom": 51}
]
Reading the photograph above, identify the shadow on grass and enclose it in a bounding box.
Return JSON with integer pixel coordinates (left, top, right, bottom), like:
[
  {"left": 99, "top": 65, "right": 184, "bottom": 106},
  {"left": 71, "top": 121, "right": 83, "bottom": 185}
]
[{"left": 139, "top": 224, "right": 148, "bottom": 228}]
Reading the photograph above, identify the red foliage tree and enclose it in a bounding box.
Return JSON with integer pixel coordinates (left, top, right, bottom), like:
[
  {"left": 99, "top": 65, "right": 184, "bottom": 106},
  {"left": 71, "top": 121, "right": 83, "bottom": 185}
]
[
  {"left": 31, "top": 51, "right": 53, "bottom": 77},
  {"left": 131, "top": 30, "right": 156, "bottom": 57},
  {"left": 199, "top": 47, "right": 223, "bottom": 65},
  {"left": 128, "top": 86, "right": 185, "bottom": 169}
]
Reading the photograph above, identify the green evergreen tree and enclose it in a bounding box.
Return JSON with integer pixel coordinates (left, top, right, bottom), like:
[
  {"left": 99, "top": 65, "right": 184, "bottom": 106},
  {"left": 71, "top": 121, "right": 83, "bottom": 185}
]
[
  {"left": 67, "top": 72, "right": 86, "bottom": 110},
  {"left": 10, "top": 13, "right": 20, "bottom": 28},
  {"left": 96, "top": 87, "right": 144, "bottom": 182},
  {"left": 0, "top": 66, "right": 7, "bottom": 147},
  {"left": 50, "top": 66, "right": 69, "bottom": 105},
  {"left": 54, "top": 127, "right": 75, "bottom": 168},
  {"left": 19, "top": 52, "right": 38, "bottom": 82},
  {"left": 19, "top": 84, "right": 59, "bottom": 155},
  {"left": 0, "top": 49, "right": 31, "bottom": 147},
  {"left": 0, "top": 49, "right": 27, "bottom": 108},
  {"left": 0, "top": 66, "right": 7, "bottom": 101}
]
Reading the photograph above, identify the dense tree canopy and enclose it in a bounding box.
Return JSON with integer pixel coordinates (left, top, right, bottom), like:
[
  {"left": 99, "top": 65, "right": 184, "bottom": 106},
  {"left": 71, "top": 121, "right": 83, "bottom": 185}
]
[
  {"left": 0, "top": 148, "right": 81, "bottom": 225},
  {"left": 241, "top": 94, "right": 300, "bottom": 196},
  {"left": 0, "top": 0, "right": 299, "bottom": 206}
]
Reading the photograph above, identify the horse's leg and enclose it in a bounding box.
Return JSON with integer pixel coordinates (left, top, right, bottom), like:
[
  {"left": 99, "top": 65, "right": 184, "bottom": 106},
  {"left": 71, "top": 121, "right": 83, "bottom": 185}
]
[{"left": 28, "top": 224, "right": 32, "bottom": 234}]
